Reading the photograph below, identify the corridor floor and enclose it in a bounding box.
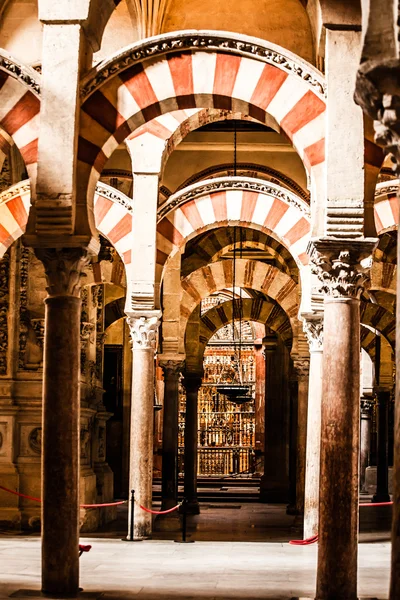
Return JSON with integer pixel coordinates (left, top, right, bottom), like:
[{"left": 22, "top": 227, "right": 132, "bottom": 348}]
[{"left": 0, "top": 503, "right": 391, "bottom": 599}]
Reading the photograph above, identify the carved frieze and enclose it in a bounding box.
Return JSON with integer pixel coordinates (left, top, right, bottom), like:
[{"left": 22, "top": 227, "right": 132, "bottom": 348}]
[
  {"left": 0, "top": 54, "right": 40, "bottom": 95},
  {"left": 127, "top": 313, "right": 161, "bottom": 350},
  {"left": 81, "top": 33, "right": 325, "bottom": 99},
  {"left": 0, "top": 252, "right": 10, "bottom": 375},
  {"left": 35, "top": 248, "right": 89, "bottom": 298}
]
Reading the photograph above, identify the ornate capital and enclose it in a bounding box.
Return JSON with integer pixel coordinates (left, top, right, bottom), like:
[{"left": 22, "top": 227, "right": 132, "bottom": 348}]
[
  {"left": 159, "top": 357, "right": 185, "bottom": 378},
  {"left": 35, "top": 248, "right": 89, "bottom": 298},
  {"left": 308, "top": 239, "right": 376, "bottom": 299},
  {"left": 293, "top": 359, "right": 310, "bottom": 381},
  {"left": 126, "top": 312, "right": 161, "bottom": 350},
  {"left": 302, "top": 316, "right": 323, "bottom": 352},
  {"left": 361, "top": 396, "right": 374, "bottom": 418},
  {"left": 183, "top": 372, "right": 203, "bottom": 393}
]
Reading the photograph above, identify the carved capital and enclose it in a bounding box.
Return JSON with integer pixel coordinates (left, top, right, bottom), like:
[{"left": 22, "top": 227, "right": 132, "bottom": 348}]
[
  {"left": 159, "top": 357, "right": 185, "bottom": 379},
  {"left": 360, "top": 396, "right": 374, "bottom": 418},
  {"left": 302, "top": 316, "right": 323, "bottom": 352},
  {"left": 183, "top": 371, "right": 203, "bottom": 393},
  {"left": 308, "top": 239, "right": 376, "bottom": 299},
  {"left": 126, "top": 311, "right": 161, "bottom": 350},
  {"left": 293, "top": 359, "right": 310, "bottom": 381},
  {"left": 35, "top": 248, "right": 89, "bottom": 298}
]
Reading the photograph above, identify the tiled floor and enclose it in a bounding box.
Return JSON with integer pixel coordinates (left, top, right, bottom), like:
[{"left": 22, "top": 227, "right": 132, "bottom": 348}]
[{"left": 0, "top": 503, "right": 391, "bottom": 600}]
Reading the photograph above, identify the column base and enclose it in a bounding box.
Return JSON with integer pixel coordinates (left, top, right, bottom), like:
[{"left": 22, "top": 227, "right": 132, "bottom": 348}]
[
  {"left": 185, "top": 499, "right": 200, "bottom": 515},
  {"left": 154, "top": 512, "right": 181, "bottom": 532},
  {"left": 372, "top": 493, "right": 390, "bottom": 503}
]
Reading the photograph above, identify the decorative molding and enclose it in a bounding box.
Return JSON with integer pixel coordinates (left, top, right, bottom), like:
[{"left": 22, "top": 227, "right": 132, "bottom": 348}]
[
  {"left": 308, "top": 239, "right": 377, "bottom": 299},
  {"left": 35, "top": 248, "right": 89, "bottom": 298},
  {"left": 0, "top": 52, "right": 41, "bottom": 96},
  {"left": 28, "top": 427, "right": 42, "bottom": 454},
  {"left": 96, "top": 181, "right": 133, "bottom": 213},
  {"left": 375, "top": 179, "right": 400, "bottom": 198},
  {"left": 176, "top": 163, "right": 310, "bottom": 202},
  {"left": 0, "top": 251, "right": 9, "bottom": 375},
  {"left": 158, "top": 176, "right": 310, "bottom": 222},
  {"left": 127, "top": 312, "right": 161, "bottom": 350},
  {"left": 82, "top": 31, "right": 326, "bottom": 100},
  {"left": 302, "top": 317, "right": 323, "bottom": 352},
  {"left": 18, "top": 247, "right": 29, "bottom": 370}
]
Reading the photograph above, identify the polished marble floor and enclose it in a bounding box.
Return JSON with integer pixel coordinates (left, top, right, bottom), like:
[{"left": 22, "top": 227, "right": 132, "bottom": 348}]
[{"left": 0, "top": 503, "right": 391, "bottom": 600}]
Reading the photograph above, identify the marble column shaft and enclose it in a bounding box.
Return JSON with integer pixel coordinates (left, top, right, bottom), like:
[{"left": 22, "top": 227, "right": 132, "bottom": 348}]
[
  {"left": 127, "top": 313, "right": 160, "bottom": 539},
  {"left": 183, "top": 372, "right": 202, "bottom": 514},
  {"left": 373, "top": 388, "right": 391, "bottom": 503},
  {"left": 295, "top": 362, "right": 309, "bottom": 516},
  {"left": 36, "top": 248, "right": 88, "bottom": 597},
  {"left": 254, "top": 342, "right": 266, "bottom": 473},
  {"left": 303, "top": 319, "right": 323, "bottom": 538},
  {"left": 360, "top": 398, "right": 373, "bottom": 493}
]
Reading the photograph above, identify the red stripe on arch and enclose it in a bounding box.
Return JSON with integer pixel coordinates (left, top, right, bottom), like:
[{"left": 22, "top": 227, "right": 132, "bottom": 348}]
[
  {"left": 264, "top": 198, "right": 289, "bottom": 230},
  {"left": 213, "top": 54, "right": 241, "bottom": 97},
  {"left": 374, "top": 208, "right": 384, "bottom": 234},
  {"left": 6, "top": 196, "right": 28, "bottom": 228},
  {"left": 107, "top": 213, "right": 132, "bottom": 244},
  {"left": 19, "top": 138, "right": 38, "bottom": 165},
  {"left": 283, "top": 217, "right": 310, "bottom": 246},
  {"left": 1, "top": 91, "right": 40, "bottom": 136},
  {"left": 94, "top": 196, "right": 113, "bottom": 227},
  {"left": 211, "top": 191, "right": 227, "bottom": 221},
  {"left": 250, "top": 64, "right": 288, "bottom": 109},
  {"left": 181, "top": 200, "right": 204, "bottom": 230},
  {"left": 240, "top": 191, "right": 258, "bottom": 222},
  {"left": 280, "top": 90, "right": 325, "bottom": 140},
  {"left": 303, "top": 138, "right": 325, "bottom": 168},
  {"left": 0, "top": 222, "right": 13, "bottom": 246},
  {"left": 119, "top": 64, "right": 159, "bottom": 111},
  {"left": 168, "top": 52, "right": 194, "bottom": 97},
  {"left": 157, "top": 218, "right": 184, "bottom": 245},
  {"left": 123, "top": 249, "right": 132, "bottom": 264}
]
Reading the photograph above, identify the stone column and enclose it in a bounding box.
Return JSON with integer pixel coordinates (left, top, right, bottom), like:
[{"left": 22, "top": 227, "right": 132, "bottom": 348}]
[
  {"left": 254, "top": 340, "right": 266, "bottom": 474},
  {"left": 183, "top": 372, "right": 203, "bottom": 514},
  {"left": 311, "top": 241, "right": 375, "bottom": 600},
  {"left": 360, "top": 396, "right": 373, "bottom": 494},
  {"left": 155, "top": 356, "right": 185, "bottom": 530},
  {"left": 294, "top": 359, "right": 310, "bottom": 516},
  {"left": 36, "top": 248, "right": 89, "bottom": 597},
  {"left": 303, "top": 317, "right": 323, "bottom": 538},
  {"left": 373, "top": 388, "right": 391, "bottom": 503},
  {"left": 126, "top": 312, "right": 161, "bottom": 539}
]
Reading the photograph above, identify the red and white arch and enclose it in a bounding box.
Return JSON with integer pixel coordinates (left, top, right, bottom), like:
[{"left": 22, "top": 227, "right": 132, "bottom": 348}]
[
  {"left": 374, "top": 179, "right": 399, "bottom": 234},
  {"left": 157, "top": 177, "right": 311, "bottom": 283},
  {"left": 0, "top": 181, "right": 133, "bottom": 269}
]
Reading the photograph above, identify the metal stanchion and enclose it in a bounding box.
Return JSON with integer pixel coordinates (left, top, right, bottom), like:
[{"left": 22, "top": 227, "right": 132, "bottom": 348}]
[
  {"left": 122, "top": 489, "right": 142, "bottom": 542},
  {"left": 175, "top": 498, "right": 194, "bottom": 543}
]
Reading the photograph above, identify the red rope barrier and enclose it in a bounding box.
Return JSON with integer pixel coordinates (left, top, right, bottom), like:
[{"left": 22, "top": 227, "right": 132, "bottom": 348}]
[
  {"left": 0, "top": 484, "right": 126, "bottom": 508},
  {"left": 138, "top": 503, "right": 180, "bottom": 515},
  {"left": 289, "top": 500, "right": 394, "bottom": 545}
]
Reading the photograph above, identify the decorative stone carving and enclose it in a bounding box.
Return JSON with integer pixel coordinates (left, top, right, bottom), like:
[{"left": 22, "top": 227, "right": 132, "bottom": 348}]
[
  {"left": 0, "top": 53, "right": 40, "bottom": 95},
  {"left": 81, "top": 32, "right": 325, "bottom": 99},
  {"left": 293, "top": 359, "right": 310, "bottom": 381},
  {"left": 96, "top": 181, "right": 133, "bottom": 213},
  {"left": 80, "top": 322, "right": 95, "bottom": 375},
  {"left": 28, "top": 427, "right": 42, "bottom": 454},
  {"left": 0, "top": 156, "right": 12, "bottom": 194},
  {"left": 159, "top": 358, "right": 185, "bottom": 378},
  {"left": 98, "top": 426, "right": 105, "bottom": 461},
  {"left": 361, "top": 397, "right": 374, "bottom": 418},
  {"left": 0, "top": 252, "right": 10, "bottom": 375},
  {"left": 308, "top": 241, "right": 376, "bottom": 299},
  {"left": 31, "top": 318, "right": 45, "bottom": 349},
  {"left": 127, "top": 313, "right": 161, "bottom": 350},
  {"left": 80, "top": 428, "right": 91, "bottom": 460},
  {"left": 35, "top": 248, "right": 89, "bottom": 298},
  {"left": 303, "top": 317, "right": 323, "bottom": 352},
  {"left": 158, "top": 177, "right": 310, "bottom": 221},
  {"left": 18, "top": 247, "right": 29, "bottom": 370}
]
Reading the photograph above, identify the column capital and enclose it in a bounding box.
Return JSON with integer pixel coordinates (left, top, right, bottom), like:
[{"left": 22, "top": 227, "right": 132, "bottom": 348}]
[
  {"left": 35, "top": 248, "right": 89, "bottom": 298},
  {"left": 360, "top": 396, "right": 374, "bottom": 418},
  {"left": 293, "top": 359, "right": 310, "bottom": 382},
  {"left": 307, "top": 238, "right": 377, "bottom": 299},
  {"left": 158, "top": 355, "right": 185, "bottom": 377},
  {"left": 302, "top": 315, "right": 324, "bottom": 352},
  {"left": 126, "top": 311, "right": 161, "bottom": 350},
  {"left": 183, "top": 371, "right": 203, "bottom": 393}
]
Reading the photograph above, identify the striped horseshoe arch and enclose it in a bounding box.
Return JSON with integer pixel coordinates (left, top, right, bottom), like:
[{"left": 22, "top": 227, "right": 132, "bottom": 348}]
[
  {"left": 0, "top": 50, "right": 41, "bottom": 178},
  {"left": 374, "top": 180, "right": 399, "bottom": 234},
  {"left": 79, "top": 31, "right": 326, "bottom": 198},
  {"left": 0, "top": 181, "right": 133, "bottom": 268},
  {"left": 360, "top": 301, "right": 395, "bottom": 349},
  {"left": 370, "top": 261, "right": 397, "bottom": 295},
  {"left": 360, "top": 325, "right": 393, "bottom": 360},
  {"left": 180, "top": 258, "right": 299, "bottom": 335},
  {"left": 198, "top": 297, "right": 293, "bottom": 349},
  {"left": 157, "top": 177, "right": 311, "bottom": 282}
]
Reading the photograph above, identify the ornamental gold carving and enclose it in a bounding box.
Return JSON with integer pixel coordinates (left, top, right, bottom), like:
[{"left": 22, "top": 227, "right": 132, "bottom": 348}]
[
  {"left": 35, "top": 248, "right": 89, "bottom": 298},
  {"left": 0, "top": 252, "right": 10, "bottom": 375},
  {"left": 127, "top": 313, "right": 161, "bottom": 350}
]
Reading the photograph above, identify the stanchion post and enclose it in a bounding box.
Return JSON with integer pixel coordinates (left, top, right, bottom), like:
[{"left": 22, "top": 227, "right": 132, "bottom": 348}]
[
  {"left": 129, "top": 489, "right": 135, "bottom": 541},
  {"left": 175, "top": 497, "right": 194, "bottom": 543}
]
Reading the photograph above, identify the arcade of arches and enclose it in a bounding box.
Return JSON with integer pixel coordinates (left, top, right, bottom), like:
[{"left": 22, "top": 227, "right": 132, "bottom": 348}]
[{"left": 0, "top": 0, "right": 399, "bottom": 599}]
